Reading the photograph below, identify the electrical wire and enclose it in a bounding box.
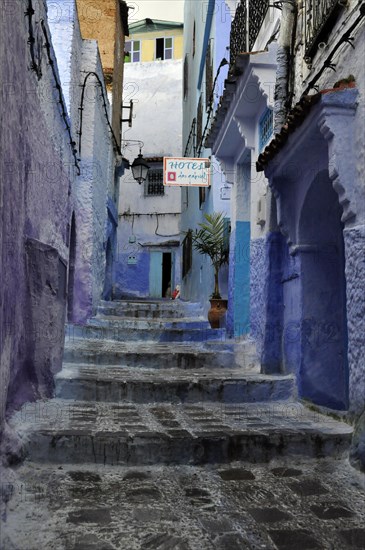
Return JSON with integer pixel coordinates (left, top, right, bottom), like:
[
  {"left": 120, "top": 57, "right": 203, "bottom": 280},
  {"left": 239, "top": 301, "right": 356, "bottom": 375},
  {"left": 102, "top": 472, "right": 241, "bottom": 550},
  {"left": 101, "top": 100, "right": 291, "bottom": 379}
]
[
  {"left": 40, "top": 20, "right": 80, "bottom": 175},
  {"left": 303, "top": 1, "right": 365, "bottom": 96},
  {"left": 155, "top": 213, "right": 181, "bottom": 238},
  {"left": 78, "top": 72, "right": 123, "bottom": 157},
  {"left": 25, "top": 0, "right": 42, "bottom": 79}
]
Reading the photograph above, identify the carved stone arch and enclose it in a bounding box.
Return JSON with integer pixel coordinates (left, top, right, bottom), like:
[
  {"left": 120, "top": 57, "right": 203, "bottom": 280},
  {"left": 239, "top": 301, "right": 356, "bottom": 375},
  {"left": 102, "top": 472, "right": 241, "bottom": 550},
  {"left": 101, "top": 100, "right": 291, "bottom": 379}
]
[{"left": 317, "top": 89, "right": 359, "bottom": 225}]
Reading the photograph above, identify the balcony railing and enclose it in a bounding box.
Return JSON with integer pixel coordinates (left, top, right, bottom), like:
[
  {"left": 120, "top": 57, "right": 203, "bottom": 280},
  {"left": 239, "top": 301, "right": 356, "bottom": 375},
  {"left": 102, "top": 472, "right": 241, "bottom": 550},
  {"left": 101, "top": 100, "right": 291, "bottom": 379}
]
[
  {"left": 229, "top": 0, "right": 269, "bottom": 69},
  {"left": 230, "top": 1, "right": 247, "bottom": 69},
  {"left": 249, "top": 0, "right": 270, "bottom": 50},
  {"left": 305, "top": 0, "right": 345, "bottom": 59}
]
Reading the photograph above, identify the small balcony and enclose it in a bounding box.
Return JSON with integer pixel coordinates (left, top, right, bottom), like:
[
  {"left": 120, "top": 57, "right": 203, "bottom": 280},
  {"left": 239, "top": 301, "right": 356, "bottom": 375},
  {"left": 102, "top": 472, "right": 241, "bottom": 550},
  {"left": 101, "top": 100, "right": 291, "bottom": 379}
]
[
  {"left": 305, "top": 0, "right": 345, "bottom": 59},
  {"left": 229, "top": 0, "right": 269, "bottom": 69}
]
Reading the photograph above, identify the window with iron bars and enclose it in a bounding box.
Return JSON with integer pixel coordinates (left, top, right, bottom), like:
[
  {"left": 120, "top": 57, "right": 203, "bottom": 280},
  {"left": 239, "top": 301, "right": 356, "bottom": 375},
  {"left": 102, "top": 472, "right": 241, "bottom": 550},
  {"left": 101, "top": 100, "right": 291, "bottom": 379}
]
[
  {"left": 145, "top": 168, "right": 164, "bottom": 196},
  {"left": 205, "top": 40, "right": 213, "bottom": 111},
  {"left": 304, "top": 0, "right": 345, "bottom": 59},
  {"left": 229, "top": 0, "right": 269, "bottom": 69},
  {"left": 259, "top": 107, "right": 273, "bottom": 151},
  {"left": 196, "top": 95, "right": 203, "bottom": 152},
  {"left": 184, "top": 54, "right": 189, "bottom": 100}
]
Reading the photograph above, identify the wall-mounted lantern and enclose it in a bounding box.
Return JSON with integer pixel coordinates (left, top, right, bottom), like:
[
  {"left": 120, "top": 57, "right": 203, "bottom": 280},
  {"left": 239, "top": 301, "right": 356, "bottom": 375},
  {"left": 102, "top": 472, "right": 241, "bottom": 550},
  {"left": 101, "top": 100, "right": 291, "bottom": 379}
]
[
  {"left": 121, "top": 140, "right": 150, "bottom": 184},
  {"left": 131, "top": 152, "right": 150, "bottom": 184}
]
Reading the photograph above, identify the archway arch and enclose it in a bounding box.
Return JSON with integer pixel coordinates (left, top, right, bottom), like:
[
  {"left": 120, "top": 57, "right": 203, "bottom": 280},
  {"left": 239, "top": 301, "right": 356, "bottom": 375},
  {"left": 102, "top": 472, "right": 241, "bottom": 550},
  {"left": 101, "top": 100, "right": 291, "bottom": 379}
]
[{"left": 298, "top": 170, "right": 348, "bottom": 409}]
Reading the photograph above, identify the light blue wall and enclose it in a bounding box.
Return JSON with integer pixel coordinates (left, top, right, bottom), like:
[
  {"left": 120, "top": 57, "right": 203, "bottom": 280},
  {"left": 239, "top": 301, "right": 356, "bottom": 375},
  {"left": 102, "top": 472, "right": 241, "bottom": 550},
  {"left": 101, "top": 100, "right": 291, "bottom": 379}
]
[{"left": 181, "top": 1, "right": 231, "bottom": 313}]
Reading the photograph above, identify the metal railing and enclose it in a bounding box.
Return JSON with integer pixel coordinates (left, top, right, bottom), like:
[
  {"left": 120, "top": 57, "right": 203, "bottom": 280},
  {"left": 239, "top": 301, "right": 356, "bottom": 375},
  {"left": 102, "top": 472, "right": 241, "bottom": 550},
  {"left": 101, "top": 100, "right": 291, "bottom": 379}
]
[
  {"left": 230, "top": 0, "right": 248, "bottom": 68},
  {"left": 229, "top": 0, "right": 269, "bottom": 69},
  {"left": 249, "top": 0, "right": 270, "bottom": 50},
  {"left": 305, "top": 0, "right": 344, "bottom": 58}
]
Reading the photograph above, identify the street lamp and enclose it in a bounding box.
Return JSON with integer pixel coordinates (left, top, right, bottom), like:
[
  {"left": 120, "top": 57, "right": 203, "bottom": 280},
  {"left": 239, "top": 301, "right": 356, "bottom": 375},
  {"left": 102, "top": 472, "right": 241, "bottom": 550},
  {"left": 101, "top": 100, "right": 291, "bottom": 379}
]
[
  {"left": 121, "top": 140, "right": 151, "bottom": 184},
  {"left": 131, "top": 151, "right": 150, "bottom": 184}
]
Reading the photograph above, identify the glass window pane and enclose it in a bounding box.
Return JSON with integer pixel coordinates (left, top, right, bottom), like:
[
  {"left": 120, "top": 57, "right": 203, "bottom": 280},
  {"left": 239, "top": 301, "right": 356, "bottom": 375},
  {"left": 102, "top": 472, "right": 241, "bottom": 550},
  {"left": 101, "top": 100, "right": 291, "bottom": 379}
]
[
  {"left": 134, "top": 40, "right": 140, "bottom": 51},
  {"left": 133, "top": 52, "right": 140, "bottom": 62},
  {"left": 165, "top": 38, "right": 172, "bottom": 48},
  {"left": 125, "top": 42, "right": 131, "bottom": 52},
  {"left": 165, "top": 49, "right": 172, "bottom": 60}
]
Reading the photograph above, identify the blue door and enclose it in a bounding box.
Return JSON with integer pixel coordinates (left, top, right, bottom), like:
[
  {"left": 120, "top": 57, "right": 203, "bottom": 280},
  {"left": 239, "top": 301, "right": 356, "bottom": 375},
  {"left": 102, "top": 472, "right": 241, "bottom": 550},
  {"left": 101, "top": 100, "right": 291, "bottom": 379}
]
[{"left": 149, "top": 252, "right": 163, "bottom": 298}]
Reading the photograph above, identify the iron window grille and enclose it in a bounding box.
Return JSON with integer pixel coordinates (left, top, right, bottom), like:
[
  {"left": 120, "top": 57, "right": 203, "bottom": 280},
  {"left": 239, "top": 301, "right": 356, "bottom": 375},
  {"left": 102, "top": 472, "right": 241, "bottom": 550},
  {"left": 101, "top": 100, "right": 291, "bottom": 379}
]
[
  {"left": 230, "top": 0, "right": 247, "bottom": 69},
  {"left": 145, "top": 168, "right": 164, "bottom": 196},
  {"left": 229, "top": 0, "right": 269, "bottom": 69},
  {"left": 182, "top": 231, "right": 193, "bottom": 278},
  {"left": 184, "top": 54, "right": 189, "bottom": 100},
  {"left": 196, "top": 96, "right": 203, "bottom": 153},
  {"left": 205, "top": 40, "right": 213, "bottom": 111},
  {"left": 304, "top": 0, "right": 344, "bottom": 59},
  {"left": 259, "top": 107, "right": 273, "bottom": 151}
]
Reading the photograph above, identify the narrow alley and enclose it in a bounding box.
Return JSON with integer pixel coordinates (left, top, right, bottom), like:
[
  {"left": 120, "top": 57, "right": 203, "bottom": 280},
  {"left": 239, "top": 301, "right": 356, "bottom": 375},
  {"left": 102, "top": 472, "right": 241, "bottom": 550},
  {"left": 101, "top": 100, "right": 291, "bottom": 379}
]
[{"left": 1, "top": 0, "right": 365, "bottom": 549}]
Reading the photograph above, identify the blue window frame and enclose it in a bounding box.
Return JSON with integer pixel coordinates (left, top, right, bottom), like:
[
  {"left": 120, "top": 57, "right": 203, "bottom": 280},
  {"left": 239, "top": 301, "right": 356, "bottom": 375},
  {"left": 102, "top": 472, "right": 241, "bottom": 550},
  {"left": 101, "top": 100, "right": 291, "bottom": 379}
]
[{"left": 259, "top": 107, "right": 273, "bottom": 151}]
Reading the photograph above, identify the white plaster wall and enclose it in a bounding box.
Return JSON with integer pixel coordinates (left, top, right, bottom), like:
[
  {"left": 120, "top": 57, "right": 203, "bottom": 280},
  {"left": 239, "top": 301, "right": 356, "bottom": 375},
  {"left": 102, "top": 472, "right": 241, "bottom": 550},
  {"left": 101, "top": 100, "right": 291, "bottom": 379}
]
[
  {"left": 121, "top": 60, "right": 183, "bottom": 159},
  {"left": 48, "top": 0, "right": 117, "bottom": 320},
  {"left": 80, "top": 40, "right": 115, "bottom": 312},
  {"left": 119, "top": 59, "right": 183, "bottom": 217},
  {"left": 116, "top": 59, "right": 183, "bottom": 296}
]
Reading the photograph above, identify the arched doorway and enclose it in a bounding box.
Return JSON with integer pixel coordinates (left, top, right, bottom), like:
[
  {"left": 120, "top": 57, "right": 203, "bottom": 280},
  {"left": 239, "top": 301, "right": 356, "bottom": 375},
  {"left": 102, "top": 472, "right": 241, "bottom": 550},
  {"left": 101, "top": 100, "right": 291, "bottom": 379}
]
[
  {"left": 298, "top": 170, "right": 348, "bottom": 409},
  {"left": 103, "top": 238, "right": 113, "bottom": 301},
  {"left": 67, "top": 213, "right": 76, "bottom": 322}
]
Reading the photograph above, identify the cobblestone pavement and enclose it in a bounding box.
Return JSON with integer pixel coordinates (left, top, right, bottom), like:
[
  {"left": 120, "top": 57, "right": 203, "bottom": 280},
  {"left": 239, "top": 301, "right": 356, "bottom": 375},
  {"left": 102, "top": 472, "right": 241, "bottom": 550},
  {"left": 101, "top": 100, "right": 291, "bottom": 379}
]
[{"left": 1, "top": 458, "right": 364, "bottom": 549}]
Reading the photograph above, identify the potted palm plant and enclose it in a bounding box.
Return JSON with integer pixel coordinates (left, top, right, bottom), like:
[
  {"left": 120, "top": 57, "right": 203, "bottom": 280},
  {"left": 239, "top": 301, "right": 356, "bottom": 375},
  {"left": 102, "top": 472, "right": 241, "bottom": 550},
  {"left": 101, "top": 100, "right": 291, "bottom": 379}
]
[{"left": 191, "top": 212, "right": 229, "bottom": 328}]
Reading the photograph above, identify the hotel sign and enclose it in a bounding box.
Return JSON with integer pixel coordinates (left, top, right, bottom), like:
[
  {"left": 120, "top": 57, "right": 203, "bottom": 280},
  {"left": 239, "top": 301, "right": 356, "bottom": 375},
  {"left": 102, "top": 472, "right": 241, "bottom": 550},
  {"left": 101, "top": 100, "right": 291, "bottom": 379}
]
[{"left": 163, "top": 157, "right": 211, "bottom": 187}]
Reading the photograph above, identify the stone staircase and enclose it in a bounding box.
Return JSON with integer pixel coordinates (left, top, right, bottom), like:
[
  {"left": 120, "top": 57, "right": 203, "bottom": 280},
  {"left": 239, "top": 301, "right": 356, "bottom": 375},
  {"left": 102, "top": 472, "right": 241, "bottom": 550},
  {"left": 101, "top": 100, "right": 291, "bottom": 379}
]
[{"left": 11, "top": 299, "right": 353, "bottom": 467}]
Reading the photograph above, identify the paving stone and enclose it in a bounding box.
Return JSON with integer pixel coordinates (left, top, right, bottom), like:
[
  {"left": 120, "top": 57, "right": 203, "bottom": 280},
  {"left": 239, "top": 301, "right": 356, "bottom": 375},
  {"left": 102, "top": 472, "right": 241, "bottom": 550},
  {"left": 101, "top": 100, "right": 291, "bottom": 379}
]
[
  {"left": 198, "top": 516, "right": 234, "bottom": 533},
  {"left": 123, "top": 470, "right": 152, "bottom": 481},
  {"left": 288, "top": 479, "right": 330, "bottom": 496},
  {"left": 1, "top": 460, "right": 365, "bottom": 549},
  {"left": 249, "top": 507, "right": 292, "bottom": 523},
  {"left": 68, "top": 471, "right": 102, "bottom": 483},
  {"left": 125, "top": 486, "right": 162, "bottom": 503},
  {"left": 67, "top": 508, "right": 112, "bottom": 524},
  {"left": 213, "top": 532, "right": 251, "bottom": 549},
  {"left": 310, "top": 503, "right": 356, "bottom": 519},
  {"left": 339, "top": 528, "right": 365, "bottom": 548},
  {"left": 141, "top": 533, "right": 190, "bottom": 549},
  {"left": 268, "top": 529, "right": 323, "bottom": 549},
  {"left": 218, "top": 468, "right": 255, "bottom": 481},
  {"left": 270, "top": 467, "right": 303, "bottom": 478},
  {"left": 72, "top": 534, "right": 116, "bottom": 549}
]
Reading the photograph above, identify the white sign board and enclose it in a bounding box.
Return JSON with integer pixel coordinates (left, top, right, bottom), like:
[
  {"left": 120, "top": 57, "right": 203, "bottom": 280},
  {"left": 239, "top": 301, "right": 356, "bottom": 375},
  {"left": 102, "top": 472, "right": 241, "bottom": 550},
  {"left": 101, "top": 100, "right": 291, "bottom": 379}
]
[{"left": 163, "top": 157, "right": 211, "bottom": 187}]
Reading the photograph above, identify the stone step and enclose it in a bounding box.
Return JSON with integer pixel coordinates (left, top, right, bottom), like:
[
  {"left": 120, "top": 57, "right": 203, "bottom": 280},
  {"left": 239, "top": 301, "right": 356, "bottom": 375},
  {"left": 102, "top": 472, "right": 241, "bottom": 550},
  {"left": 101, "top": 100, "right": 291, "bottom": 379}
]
[
  {"left": 89, "top": 316, "right": 211, "bottom": 330},
  {"left": 13, "top": 400, "right": 353, "bottom": 466},
  {"left": 97, "top": 300, "right": 203, "bottom": 319},
  {"left": 67, "top": 323, "right": 225, "bottom": 344},
  {"left": 55, "top": 364, "right": 294, "bottom": 404},
  {"left": 63, "top": 339, "right": 255, "bottom": 369}
]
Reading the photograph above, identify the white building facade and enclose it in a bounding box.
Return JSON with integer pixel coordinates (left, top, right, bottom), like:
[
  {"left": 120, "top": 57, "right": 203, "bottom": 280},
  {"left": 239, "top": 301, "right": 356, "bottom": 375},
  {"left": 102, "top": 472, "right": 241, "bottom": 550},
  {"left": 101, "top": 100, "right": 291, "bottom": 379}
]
[{"left": 115, "top": 59, "right": 183, "bottom": 299}]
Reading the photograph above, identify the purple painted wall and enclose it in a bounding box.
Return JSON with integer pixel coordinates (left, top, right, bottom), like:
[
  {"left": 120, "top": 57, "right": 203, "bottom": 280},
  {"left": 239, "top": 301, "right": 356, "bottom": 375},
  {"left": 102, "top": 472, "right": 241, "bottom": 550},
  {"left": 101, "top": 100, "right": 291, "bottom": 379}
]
[{"left": 0, "top": 1, "right": 74, "bottom": 451}]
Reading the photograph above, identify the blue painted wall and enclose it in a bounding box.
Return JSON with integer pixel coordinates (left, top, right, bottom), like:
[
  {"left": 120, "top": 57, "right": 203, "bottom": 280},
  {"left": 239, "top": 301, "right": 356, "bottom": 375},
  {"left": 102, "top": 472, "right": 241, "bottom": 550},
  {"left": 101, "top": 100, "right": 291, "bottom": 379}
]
[{"left": 114, "top": 250, "right": 150, "bottom": 299}]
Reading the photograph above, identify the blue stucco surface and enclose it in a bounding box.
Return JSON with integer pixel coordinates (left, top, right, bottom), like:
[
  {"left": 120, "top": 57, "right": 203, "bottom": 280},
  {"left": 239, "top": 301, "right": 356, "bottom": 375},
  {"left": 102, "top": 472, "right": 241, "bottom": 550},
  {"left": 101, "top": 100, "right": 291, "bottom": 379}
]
[{"left": 114, "top": 251, "right": 150, "bottom": 299}]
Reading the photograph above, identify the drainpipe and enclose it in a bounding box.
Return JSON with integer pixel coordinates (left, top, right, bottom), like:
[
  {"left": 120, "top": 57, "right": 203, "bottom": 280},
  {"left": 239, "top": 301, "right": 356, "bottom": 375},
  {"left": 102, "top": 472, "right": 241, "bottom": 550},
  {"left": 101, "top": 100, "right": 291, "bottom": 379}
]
[{"left": 274, "top": 0, "right": 298, "bottom": 133}]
